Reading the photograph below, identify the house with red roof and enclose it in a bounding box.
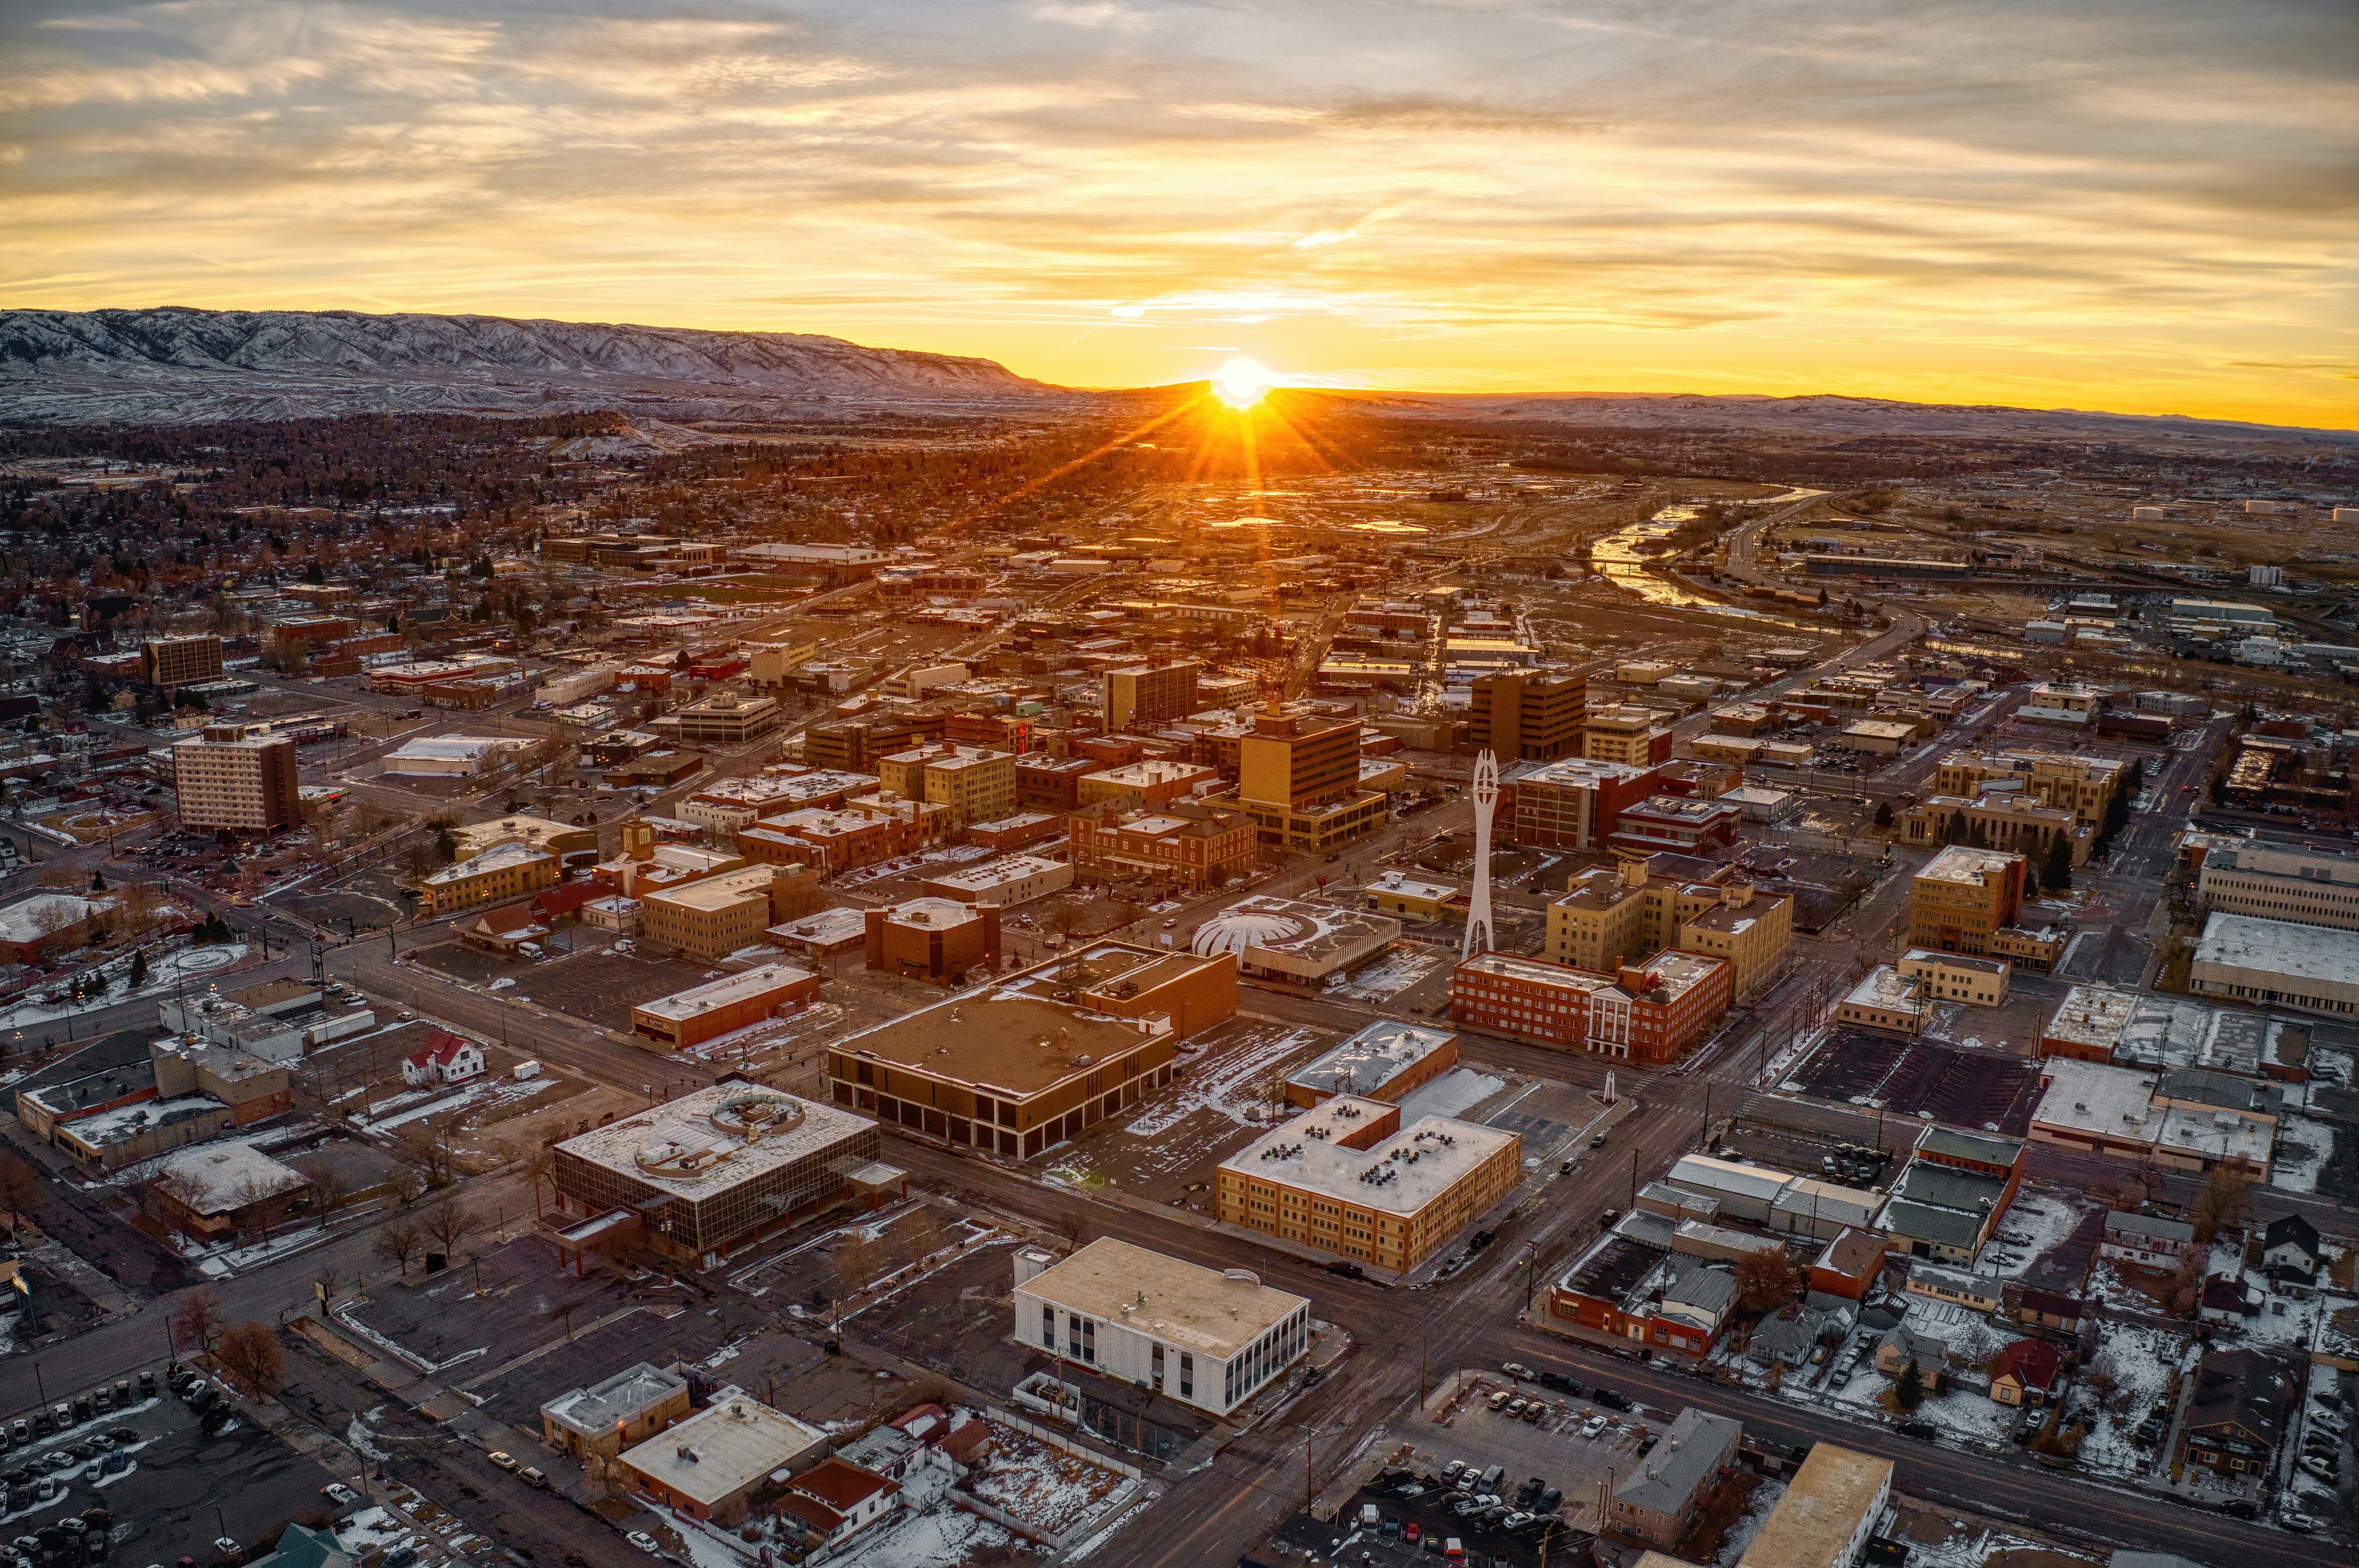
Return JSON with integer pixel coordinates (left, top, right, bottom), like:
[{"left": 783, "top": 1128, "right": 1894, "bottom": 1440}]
[
  {"left": 776, "top": 1457, "right": 899, "bottom": 1548},
  {"left": 1989, "top": 1338, "right": 2063, "bottom": 1406},
  {"left": 401, "top": 1031, "right": 486, "bottom": 1088}
]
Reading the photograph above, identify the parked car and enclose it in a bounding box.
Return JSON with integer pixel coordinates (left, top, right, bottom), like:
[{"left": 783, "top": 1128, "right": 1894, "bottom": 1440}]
[
  {"left": 1896, "top": 1421, "right": 1938, "bottom": 1440},
  {"left": 626, "top": 1532, "right": 662, "bottom": 1553},
  {"left": 487, "top": 1452, "right": 518, "bottom": 1471},
  {"left": 1500, "top": 1363, "right": 1536, "bottom": 1380},
  {"left": 1580, "top": 1415, "right": 1609, "bottom": 1440},
  {"left": 320, "top": 1485, "right": 358, "bottom": 1507}
]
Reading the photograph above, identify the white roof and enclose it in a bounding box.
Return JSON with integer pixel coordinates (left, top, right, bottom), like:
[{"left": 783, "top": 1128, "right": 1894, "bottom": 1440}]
[
  {"left": 386, "top": 734, "right": 525, "bottom": 762},
  {"left": 925, "top": 854, "right": 1066, "bottom": 893},
  {"left": 556, "top": 1085, "right": 874, "bottom": 1200},
  {"left": 1219, "top": 1096, "right": 1520, "bottom": 1217},
  {"left": 1667, "top": 1154, "right": 1795, "bottom": 1206},
  {"left": 425, "top": 840, "right": 555, "bottom": 885},
  {"left": 2032, "top": 1059, "right": 2162, "bottom": 1142},
  {"left": 2193, "top": 911, "right": 2359, "bottom": 987},
  {"left": 1916, "top": 845, "right": 2020, "bottom": 885},
  {"left": 618, "top": 1397, "right": 825, "bottom": 1508},
  {"left": 1017, "top": 1238, "right": 1306, "bottom": 1360},
  {"left": 1287, "top": 1020, "right": 1455, "bottom": 1097},
  {"left": 636, "top": 963, "right": 816, "bottom": 1023},
  {"left": 1842, "top": 966, "right": 1922, "bottom": 1011},
  {"left": 154, "top": 1141, "right": 308, "bottom": 1216},
  {"left": 0, "top": 893, "right": 93, "bottom": 944}
]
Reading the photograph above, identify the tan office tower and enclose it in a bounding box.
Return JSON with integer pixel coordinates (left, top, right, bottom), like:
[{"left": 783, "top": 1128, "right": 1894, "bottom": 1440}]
[
  {"left": 141, "top": 635, "right": 226, "bottom": 690},
  {"left": 1237, "top": 707, "right": 1385, "bottom": 852},
  {"left": 173, "top": 725, "right": 301, "bottom": 833},
  {"left": 1103, "top": 660, "right": 1199, "bottom": 733},
  {"left": 1470, "top": 671, "right": 1588, "bottom": 762}
]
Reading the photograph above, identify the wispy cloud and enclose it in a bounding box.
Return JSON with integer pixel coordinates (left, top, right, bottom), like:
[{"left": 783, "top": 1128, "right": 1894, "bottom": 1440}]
[{"left": 0, "top": 0, "right": 2350, "bottom": 422}]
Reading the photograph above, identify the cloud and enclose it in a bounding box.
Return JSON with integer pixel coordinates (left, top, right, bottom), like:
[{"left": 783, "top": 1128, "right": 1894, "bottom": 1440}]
[{"left": 0, "top": 0, "right": 2350, "bottom": 423}]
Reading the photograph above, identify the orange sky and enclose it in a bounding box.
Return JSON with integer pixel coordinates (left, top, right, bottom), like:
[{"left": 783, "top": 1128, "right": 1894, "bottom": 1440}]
[{"left": 4, "top": 1, "right": 2354, "bottom": 427}]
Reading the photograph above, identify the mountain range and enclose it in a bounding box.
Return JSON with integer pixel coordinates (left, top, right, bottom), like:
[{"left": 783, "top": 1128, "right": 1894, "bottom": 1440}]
[
  {"left": 1, "top": 307, "right": 2347, "bottom": 451},
  {"left": 0, "top": 307, "right": 1061, "bottom": 425}
]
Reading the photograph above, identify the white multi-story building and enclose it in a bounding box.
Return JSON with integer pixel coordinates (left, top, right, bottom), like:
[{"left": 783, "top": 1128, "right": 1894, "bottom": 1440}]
[
  {"left": 2196, "top": 843, "right": 2359, "bottom": 934},
  {"left": 1012, "top": 1238, "right": 1311, "bottom": 1418}
]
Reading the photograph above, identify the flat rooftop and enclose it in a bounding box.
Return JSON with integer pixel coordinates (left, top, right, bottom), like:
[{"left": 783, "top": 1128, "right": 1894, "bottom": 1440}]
[
  {"left": 555, "top": 1085, "right": 874, "bottom": 1201},
  {"left": 2044, "top": 984, "right": 2139, "bottom": 1049},
  {"left": 924, "top": 854, "right": 1066, "bottom": 893},
  {"left": 1737, "top": 1443, "right": 1893, "bottom": 1568},
  {"left": 1903, "top": 949, "right": 2009, "bottom": 977},
  {"left": 841, "top": 992, "right": 1158, "bottom": 1099},
  {"left": 1018, "top": 1238, "right": 1306, "bottom": 1361},
  {"left": 2194, "top": 911, "right": 2359, "bottom": 986},
  {"left": 1220, "top": 1096, "right": 1519, "bottom": 1217},
  {"left": 1843, "top": 967, "right": 1922, "bottom": 1011},
  {"left": 619, "top": 1396, "right": 824, "bottom": 1510},
  {"left": 1509, "top": 756, "right": 1656, "bottom": 789},
  {"left": 646, "top": 866, "right": 778, "bottom": 911},
  {"left": 1286, "top": 1020, "right": 1456, "bottom": 1098},
  {"left": 1917, "top": 845, "right": 2020, "bottom": 886},
  {"left": 636, "top": 963, "right": 817, "bottom": 1022},
  {"left": 543, "top": 1362, "right": 686, "bottom": 1437}
]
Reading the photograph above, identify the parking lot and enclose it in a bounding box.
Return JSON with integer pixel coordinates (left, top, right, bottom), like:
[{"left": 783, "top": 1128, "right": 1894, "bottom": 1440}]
[
  {"left": 1, "top": 1371, "right": 344, "bottom": 1565},
  {"left": 1405, "top": 1369, "right": 1664, "bottom": 1537}
]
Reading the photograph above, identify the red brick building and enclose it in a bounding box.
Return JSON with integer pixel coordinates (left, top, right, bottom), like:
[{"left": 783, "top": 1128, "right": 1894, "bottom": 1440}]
[{"left": 1451, "top": 948, "right": 1730, "bottom": 1066}]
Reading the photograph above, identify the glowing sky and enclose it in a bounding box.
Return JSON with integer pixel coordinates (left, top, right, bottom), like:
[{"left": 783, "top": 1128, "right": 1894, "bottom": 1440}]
[{"left": 4, "top": 1, "right": 2354, "bottom": 425}]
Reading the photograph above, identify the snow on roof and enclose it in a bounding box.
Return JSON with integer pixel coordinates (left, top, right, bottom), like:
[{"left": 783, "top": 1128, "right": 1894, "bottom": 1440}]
[
  {"left": 0, "top": 893, "right": 93, "bottom": 945},
  {"left": 2193, "top": 911, "right": 2359, "bottom": 987},
  {"left": 637, "top": 963, "right": 817, "bottom": 1022},
  {"left": 154, "top": 1141, "right": 308, "bottom": 1215},
  {"left": 1219, "top": 1096, "right": 1520, "bottom": 1218}
]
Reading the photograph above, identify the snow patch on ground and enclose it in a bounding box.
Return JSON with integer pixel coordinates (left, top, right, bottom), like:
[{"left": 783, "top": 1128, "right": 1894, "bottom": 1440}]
[
  {"left": 0, "top": 941, "right": 248, "bottom": 1028},
  {"left": 964, "top": 1427, "right": 1123, "bottom": 1537},
  {"left": 1715, "top": 1477, "right": 1784, "bottom": 1567},
  {"left": 1122, "top": 1023, "right": 1320, "bottom": 1137},
  {"left": 1327, "top": 947, "right": 1444, "bottom": 1002},
  {"left": 2271, "top": 1114, "right": 2333, "bottom": 1195}
]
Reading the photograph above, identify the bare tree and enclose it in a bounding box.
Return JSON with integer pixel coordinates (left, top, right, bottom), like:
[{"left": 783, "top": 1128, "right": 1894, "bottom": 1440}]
[
  {"left": 2166, "top": 1244, "right": 2206, "bottom": 1318},
  {"left": 213, "top": 1321, "right": 284, "bottom": 1401},
  {"left": 2190, "top": 1165, "right": 2254, "bottom": 1245},
  {"left": 171, "top": 1289, "right": 224, "bottom": 1357},
  {"left": 309, "top": 1262, "right": 342, "bottom": 1309},
  {"left": 0, "top": 1153, "right": 42, "bottom": 1239},
  {"left": 1735, "top": 1248, "right": 1804, "bottom": 1315},
  {"left": 291, "top": 1156, "right": 349, "bottom": 1218},
  {"left": 420, "top": 1202, "right": 480, "bottom": 1261},
  {"left": 372, "top": 1220, "right": 424, "bottom": 1278}
]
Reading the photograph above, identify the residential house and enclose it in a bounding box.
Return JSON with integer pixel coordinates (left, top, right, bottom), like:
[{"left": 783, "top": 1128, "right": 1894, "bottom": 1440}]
[
  {"left": 2260, "top": 1214, "right": 2321, "bottom": 1288},
  {"left": 400, "top": 1032, "right": 485, "bottom": 1087},
  {"left": 2177, "top": 1349, "right": 2298, "bottom": 1480},
  {"left": 776, "top": 1458, "right": 901, "bottom": 1551},
  {"left": 1874, "top": 1323, "right": 1945, "bottom": 1384},
  {"left": 2101, "top": 1211, "right": 2196, "bottom": 1270},
  {"left": 2200, "top": 1276, "right": 2261, "bottom": 1329},
  {"left": 1989, "top": 1339, "right": 2063, "bottom": 1406}
]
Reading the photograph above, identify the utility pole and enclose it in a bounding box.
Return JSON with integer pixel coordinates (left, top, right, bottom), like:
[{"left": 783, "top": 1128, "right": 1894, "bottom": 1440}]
[{"left": 1629, "top": 1150, "right": 1638, "bottom": 1213}]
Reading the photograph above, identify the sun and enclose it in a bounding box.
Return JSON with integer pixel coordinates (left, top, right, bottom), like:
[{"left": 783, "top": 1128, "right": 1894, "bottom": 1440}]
[{"left": 1211, "top": 356, "right": 1278, "bottom": 410}]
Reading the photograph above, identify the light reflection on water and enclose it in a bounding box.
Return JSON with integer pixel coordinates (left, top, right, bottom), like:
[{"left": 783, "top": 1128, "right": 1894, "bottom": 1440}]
[{"left": 1589, "top": 505, "right": 1796, "bottom": 623}]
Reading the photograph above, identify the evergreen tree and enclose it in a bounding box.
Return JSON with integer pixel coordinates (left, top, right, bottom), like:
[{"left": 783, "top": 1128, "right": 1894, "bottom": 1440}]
[
  {"left": 2044, "top": 833, "right": 2074, "bottom": 892},
  {"left": 129, "top": 949, "right": 147, "bottom": 988},
  {"left": 1942, "top": 810, "right": 1967, "bottom": 845},
  {"left": 89, "top": 870, "right": 106, "bottom": 893},
  {"left": 1895, "top": 1360, "right": 1927, "bottom": 1412},
  {"left": 1873, "top": 800, "right": 1894, "bottom": 829}
]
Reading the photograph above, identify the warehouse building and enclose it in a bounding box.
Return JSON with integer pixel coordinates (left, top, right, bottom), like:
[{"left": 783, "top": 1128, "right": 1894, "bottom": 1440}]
[{"left": 2188, "top": 912, "right": 2359, "bottom": 1017}]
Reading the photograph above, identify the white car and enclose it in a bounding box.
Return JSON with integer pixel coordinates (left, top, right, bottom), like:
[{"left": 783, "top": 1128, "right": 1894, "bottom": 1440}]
[
  {"left": 321, "top": 1484, "right": 359, "bottom": 1507},
  {"left": 1581, "top": 1415, "right": 1609, "bottom": 1440},
  {"left": 626, "top": 1532, "right": 662, "bottom": 1553}
]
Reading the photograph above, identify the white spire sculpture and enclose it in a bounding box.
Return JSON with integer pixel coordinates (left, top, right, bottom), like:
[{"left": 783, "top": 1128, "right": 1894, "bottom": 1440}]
[{"left": 1462, "top": 748, "right": 1498, "bottom": 960}]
